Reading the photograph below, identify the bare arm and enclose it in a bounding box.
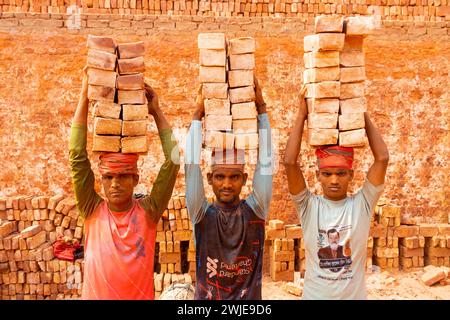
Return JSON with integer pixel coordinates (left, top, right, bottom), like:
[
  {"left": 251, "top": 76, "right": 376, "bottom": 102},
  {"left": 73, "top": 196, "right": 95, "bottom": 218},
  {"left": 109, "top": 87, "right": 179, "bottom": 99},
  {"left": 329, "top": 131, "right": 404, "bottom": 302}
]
[
  {"left": 365, "top": 113, "right": 389, "bottom": 186},
  {"left": 69, "top": 67, "right": 102, "bottom": 218},
  {"left": 144, "top": 83, "right": 170, "bottom": 133},
  {"left": 283, "top": 86, "right": 308, "bottom": 196},
  {"left": 140, "top": 84, "right": 180, "bottom": 222},
  {"left": 72, "top": 67, "right": 89, "bottom": 126}
]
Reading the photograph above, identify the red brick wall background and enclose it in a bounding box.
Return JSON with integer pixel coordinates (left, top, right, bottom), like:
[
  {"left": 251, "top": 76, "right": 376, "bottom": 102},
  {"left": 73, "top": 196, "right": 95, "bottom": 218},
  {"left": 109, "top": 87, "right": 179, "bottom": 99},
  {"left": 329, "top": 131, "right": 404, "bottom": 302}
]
[
  {"left": 0, "top": 14, "right": 449, "bottom": 224},
  {"left": 0, "top": 0, "right": 449, "bottom": 22}
]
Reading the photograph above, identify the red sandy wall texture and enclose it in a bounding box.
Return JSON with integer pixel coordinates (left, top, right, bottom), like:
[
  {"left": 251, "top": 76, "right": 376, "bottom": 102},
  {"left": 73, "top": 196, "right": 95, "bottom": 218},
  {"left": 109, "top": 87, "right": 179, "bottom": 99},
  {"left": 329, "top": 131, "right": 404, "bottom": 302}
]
[{"left": 0, "top": 16, "right": 449, "bottom": 223}]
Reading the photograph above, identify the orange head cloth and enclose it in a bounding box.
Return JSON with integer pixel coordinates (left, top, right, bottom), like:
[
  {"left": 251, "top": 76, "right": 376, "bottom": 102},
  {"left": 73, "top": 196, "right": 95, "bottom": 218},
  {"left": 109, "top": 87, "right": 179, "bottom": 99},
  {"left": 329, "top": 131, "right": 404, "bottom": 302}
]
[
  {"left": 315, "top": 146, "right": 354, "bottom": 170},
  {"left": 211, "top": 149, "right": 245, "bottom": 173},
  {"left": 98, "top": 153, "right": 139, "bottom": 176}
]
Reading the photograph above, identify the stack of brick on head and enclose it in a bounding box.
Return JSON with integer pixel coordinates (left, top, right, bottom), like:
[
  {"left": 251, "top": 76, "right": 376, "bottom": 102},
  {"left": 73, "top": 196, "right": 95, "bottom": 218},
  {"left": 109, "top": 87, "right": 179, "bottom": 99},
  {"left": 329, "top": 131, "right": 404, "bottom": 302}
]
[
  {"left": 69, "top": 35, "right": 180, "bottom": 300},
  {"left": 283, "top": 15, "right": 389, "bottom": 300},
  {"left": 185, "top": 35, "right": 273, "bottom": 299}
]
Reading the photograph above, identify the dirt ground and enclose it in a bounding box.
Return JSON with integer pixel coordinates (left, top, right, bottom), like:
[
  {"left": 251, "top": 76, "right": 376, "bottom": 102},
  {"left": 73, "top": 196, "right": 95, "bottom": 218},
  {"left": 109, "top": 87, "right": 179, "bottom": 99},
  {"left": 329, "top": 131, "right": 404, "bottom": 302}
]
[{"left": 262, "top": 269, "right": 450, "bottom": 300}]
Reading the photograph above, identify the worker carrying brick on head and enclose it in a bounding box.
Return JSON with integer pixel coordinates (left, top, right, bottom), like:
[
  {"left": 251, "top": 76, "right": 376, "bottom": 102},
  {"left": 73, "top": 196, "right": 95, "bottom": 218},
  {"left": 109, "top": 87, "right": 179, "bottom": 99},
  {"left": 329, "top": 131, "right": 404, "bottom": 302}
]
[
  {"left": 69, "top": 68, "right": 180, "bottom": 300},
  {"left": 283, "top": 86, "right": 389, "bottom": 300},
  {"left": 185, "top": 78, "right": 273, "bottom": 300}
]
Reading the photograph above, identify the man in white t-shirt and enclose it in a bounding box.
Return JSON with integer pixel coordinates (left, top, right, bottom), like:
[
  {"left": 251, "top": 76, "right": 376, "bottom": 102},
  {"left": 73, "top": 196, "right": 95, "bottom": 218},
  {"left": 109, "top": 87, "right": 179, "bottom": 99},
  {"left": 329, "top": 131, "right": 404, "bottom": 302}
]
[{"left": 283, "top": 87, "right": 389, "bottom": 299}]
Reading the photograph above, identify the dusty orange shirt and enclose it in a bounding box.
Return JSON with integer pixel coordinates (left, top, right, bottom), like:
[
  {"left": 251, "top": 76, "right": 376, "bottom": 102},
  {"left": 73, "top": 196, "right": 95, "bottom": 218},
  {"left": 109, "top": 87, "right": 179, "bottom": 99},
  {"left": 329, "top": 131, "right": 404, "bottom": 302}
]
[{"left": 82, "top": 200, "right": 156, "bottom": 300}]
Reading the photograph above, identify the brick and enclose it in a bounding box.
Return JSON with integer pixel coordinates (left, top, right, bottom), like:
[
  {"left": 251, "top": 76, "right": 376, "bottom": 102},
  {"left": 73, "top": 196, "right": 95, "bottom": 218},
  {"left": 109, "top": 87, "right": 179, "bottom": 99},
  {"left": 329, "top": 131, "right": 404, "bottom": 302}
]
[
  {"left": 340, "top": 82, "right": 365, "bottom": 99},
  {"left": 172, "top": 230, "right": 192, "bottom": 242},
  {"left": 94, "top": 117, "right": 122, "bottom": 135},
  {"left": 306, "top": 81, "right": 340, "bottom": 99},
  {"left": 306, "top": 98, "right": 339, "bottom": 114},
  {"left": 303, "top": 66, "right": 340, "bottom": 84},
  {"left": 229, "top": 86, "right": 256, "bottom": 104},
  {"left": 116, "top": 73, "right": 144, "bottom": 90},
  {"left": 399, "top": 245, "right": 424, "bottom": 257},
  {"left": 269, "top": 219, "right": 284, "bottom": 230},
  {"left": 340, "top": 51, "right": 365, "bottom": 67},
  {"left": 199, "top": 49, "right": 226, "bottom": 67},
  {"left": 303, "top": 33, "right": 345, "bottom": 52},
  {"left": 233, "top": 119, "right": 258, "bottom": 134},
  {"left": 427, "top": 246, "right": 450, "bottom": 257},
  {"left": 338, "top": 113, "right": 365, "bottom": 131},
  {"left": 202, "top": 83, "right": 228, "bottom": 99},
  {"left": 0, "top": 222, "right": 14, "bottom": 238},
  {"left": 159, "top": 252, "right": 181, "bottom": 264},
  {"left": 285, "top": 226, "right": 302, "bottom": 239},
  {"left": 374, "top": 247, "right": 399, "bottom": 258},
  {"left": 304, "top": 51, "right": 339, "bottom": 68},
  {"left": 339, "top": 97, "right": 367, "bottom": 114},
  {"left": 87, "top": 68, "right": 117, "bottom": 88},
  {"left": 92, "top": 135, "right": 121, "bottom": 152},
  {"left": 395, "top": 225, "right": 420, "bottom": 238},
  {"left": 205, "top": 131, "right": 235, "bottom": 150},
  {"left": 308, "top": 129, "right": 339, "bottom": 146},
  {"left": 315, "top": 15, "right": 344, "bottom": 33},
  {"left": 118, "top": 57, "right": 145, "bottom": 75},
  {"left": 86, "top": 35, "right": 117, "bottom": 54},
  {"left": 265, "top": 228, "right": 286, "bottom": 240},
  {"left": 197, "top": 33, "right": 226, "bottom": 50},
  {"left": 93, "top": 101, "right": 121, "bottom": 119},
  {"left": 228, "top": 37, "right": 255, "bottom": 54},
  {"left": 205, "top": 115, "right": 232, "bottom": 131},
  {"left": 345, "top": 16, "right": 374, "bottom": 36},
  {"left": 117, "top": 41, "right": 145, "bottom": 59},
  {"left": 228, "top": 70, "right": 254, "bottom": 88},
  {"left": 422, "top": 268, "right": 446, "bottom": 286},
  {"left": 234, "top": 133, "right": 258, "bottom": 150},
  {"left": 419, "top": 224, "right": 439, "bottom": 237},
  {"left": 199, "top": 66, "right": 226, "bottom": 83},
  {"left": 122, "top": 120, "right": 147, "bottom": 136},
  {"left": 229, "top": 54, "right": 255, "bottom": 70},
  {"left": 121, "top": 136, "right": 148, "bottom": 153},
  {"left": 205, "top": 99, "right": 230, "bottom": 116},
  {"left": 438, "top": 224, "right": 450, "bottom": 236},
  {"left": 88, "top": 85, "right": 115, "bottom": 102},
  {"left": 47, "top": 195, "right": 64, "bottom": 210},
  {"left": 26, "top": 231, "right": 46, "bottom": 250},
  {"left": 231, "top": 102, "right": 257, "bottom": 120},
  {"left": 400, "top": 237, "right": 420, "bottom": 249},
  {"left": 343, "top": 35, "right": 364, "bottom": 52},
  {"left": 87, "top": 49, "right": 117, "bottom": 71},
  {"left": 340, "top": 67, "right": 366, "bottom": 83},
  {"left": 339, "top": 129, "right": 367, "bottom": 147},
  {"left": 20, "top": 225, "right": 42, "bottom": 239},
  {"left": 122, "top": 104, "right": 148, "bottom": 120},
  {"left": 118, "top": 90, "right": 147, "bottom": 105},
  {"left": 308, "top": 113, "right": 338, "bottom": 129}
]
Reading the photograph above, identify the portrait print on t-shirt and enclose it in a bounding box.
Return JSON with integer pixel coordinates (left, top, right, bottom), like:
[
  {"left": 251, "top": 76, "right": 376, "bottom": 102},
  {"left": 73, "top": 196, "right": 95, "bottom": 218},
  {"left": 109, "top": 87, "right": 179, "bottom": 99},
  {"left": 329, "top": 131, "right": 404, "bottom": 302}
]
[{"left": 317, "top": 225, "right": 353, "bottom": 273}]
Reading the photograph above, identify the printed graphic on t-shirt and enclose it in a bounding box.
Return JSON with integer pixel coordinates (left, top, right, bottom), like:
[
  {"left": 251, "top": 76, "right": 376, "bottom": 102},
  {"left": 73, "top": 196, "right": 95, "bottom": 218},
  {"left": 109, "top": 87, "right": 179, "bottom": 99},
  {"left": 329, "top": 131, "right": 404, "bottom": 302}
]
[
  {"left": 317, "top": 225, "right": 353, "bottom": 274},
  {"left": 201, "top": 256, "right": 255, "bottom": 299}
]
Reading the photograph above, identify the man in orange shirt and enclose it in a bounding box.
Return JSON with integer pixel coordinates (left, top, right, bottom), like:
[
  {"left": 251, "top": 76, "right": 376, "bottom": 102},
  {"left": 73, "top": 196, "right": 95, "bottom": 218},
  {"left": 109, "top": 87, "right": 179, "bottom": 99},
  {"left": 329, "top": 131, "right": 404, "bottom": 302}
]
[{"left": 69, "top": 69, "right": 180, "bottom": 299}]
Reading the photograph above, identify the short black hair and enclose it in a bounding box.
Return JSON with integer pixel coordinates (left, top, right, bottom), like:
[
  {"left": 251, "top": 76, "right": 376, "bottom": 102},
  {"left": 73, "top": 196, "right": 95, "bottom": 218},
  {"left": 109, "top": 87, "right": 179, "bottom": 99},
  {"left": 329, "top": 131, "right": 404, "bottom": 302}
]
[{"left": 327, "top": 228, "right": 339, "bottom": 238}]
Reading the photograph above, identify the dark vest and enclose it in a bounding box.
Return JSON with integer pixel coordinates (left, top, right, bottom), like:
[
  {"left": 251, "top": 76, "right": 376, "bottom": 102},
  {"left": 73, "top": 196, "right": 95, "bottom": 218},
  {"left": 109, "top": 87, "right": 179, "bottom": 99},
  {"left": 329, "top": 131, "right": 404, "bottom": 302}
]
[{"left": 194, "top": 200, "right": 265, "bottom": 300}]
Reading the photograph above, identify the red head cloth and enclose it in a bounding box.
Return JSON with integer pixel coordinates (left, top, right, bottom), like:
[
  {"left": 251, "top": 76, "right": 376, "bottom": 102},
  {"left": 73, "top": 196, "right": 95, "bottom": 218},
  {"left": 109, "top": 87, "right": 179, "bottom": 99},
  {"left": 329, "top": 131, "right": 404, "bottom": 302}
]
[
  {"left": 315, "top": 146, "right": 354, "bottom": 170},
  {"left": 98, "top": 153, "right": 139, "bottom": 176},
  {"left": 211, "top": 149, "right": 245, "bottom": 173}
]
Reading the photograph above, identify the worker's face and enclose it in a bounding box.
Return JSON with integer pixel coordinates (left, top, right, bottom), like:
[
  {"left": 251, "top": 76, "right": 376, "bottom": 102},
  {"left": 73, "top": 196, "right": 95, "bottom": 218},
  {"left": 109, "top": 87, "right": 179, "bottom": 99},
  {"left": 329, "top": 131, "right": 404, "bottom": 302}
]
[
  {"left": 101, "top": 174, "right": 139, "bottom": 209},
  {"left": 317, "top": 168, "right": 353, "bottom": 201},
  {"left": 207, "top": 168, "right": 248, "bottom": 206},
  {"left": 328, "top": 232, "right": 340, "bottom": 251}
]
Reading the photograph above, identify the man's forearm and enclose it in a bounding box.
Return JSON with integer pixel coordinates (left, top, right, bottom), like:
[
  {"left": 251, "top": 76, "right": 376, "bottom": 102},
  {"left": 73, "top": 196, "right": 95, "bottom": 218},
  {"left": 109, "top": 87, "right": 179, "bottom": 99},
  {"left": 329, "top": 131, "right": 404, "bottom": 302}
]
[
  {"left": 152, "top": 107, "right": 171, "bottom": 133},
  {"left": 72, "top": 94, "right": 89, "bottom": 125},
  {"left": 284, "top": 111, "right": 307, "bottom": 165},
  {"left": 365, "top": 113, "right": 389, "bottom": 163}
]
